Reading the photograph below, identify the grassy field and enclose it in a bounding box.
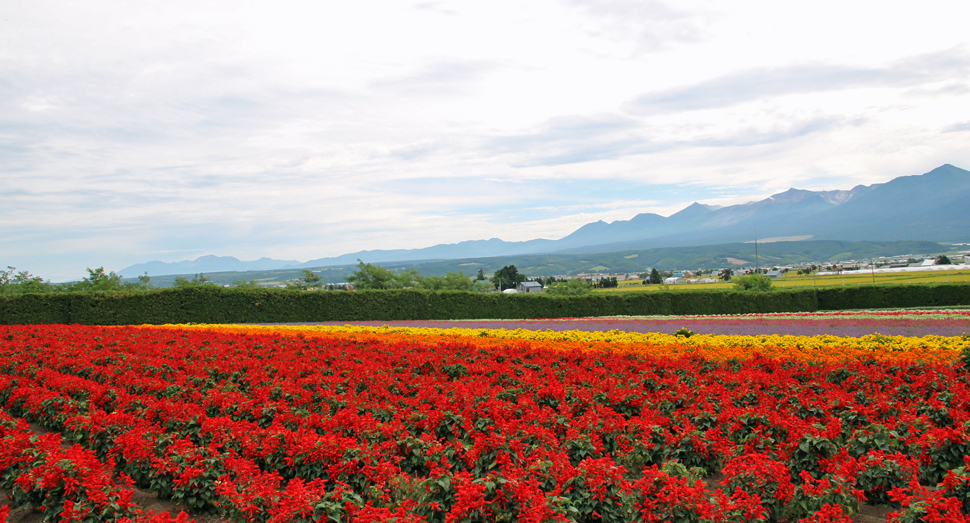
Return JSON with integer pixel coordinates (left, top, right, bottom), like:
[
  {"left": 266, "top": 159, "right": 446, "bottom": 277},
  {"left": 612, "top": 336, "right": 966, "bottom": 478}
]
[{"left": 598, "top": 269, "right": 970, "bottom": 293}]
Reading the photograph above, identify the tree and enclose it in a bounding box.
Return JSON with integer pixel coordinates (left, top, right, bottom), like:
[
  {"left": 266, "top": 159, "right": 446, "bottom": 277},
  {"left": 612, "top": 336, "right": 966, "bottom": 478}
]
[
  {"left": 595, "top": 276, "right": 618, "bottom": 288},
  {"left": 406, "top": 271, "right": 476, "bottom": 291},
  {"left": 74, "top": 267, "right": 125, "bottom": 292},
  {"left": 412, "top": 274, "right": 442, "bottom": 290},
  {"left": 348, "top": 260, "right": 406, "bottom": 290},
  {"left": 231, "top": 278, "right": 262, "bottom": 289},
  {"left": 173, "top": 273, "right": 214, "bottom": 288},
  {"left": 544, "top": 278, "right": 591, "bottom": 296},
  {"left": 936, "top": 255, "right": 952, "bottom": 265},
  {"left": 432, "top": 271, "right": 474, "bottom": 291},
  {"left": 135, "top": 272, "right": 153, "bottom": 290},
  {"left": 492, "top": 265, "right": 526, "bottom": 291},
  {"left": 647, "top": 268, "right": 662, "bottom": 285},
  {"left": 718, "top": 268, "right": 733, "bottom": 282},
  {"left": 476, "top": 269, "right": 487, "bottom": 281},
  {"left": 348, "top": 261, "right": 476, "bottom": 291},
  {"left": 472, "top": 280, "right": 493, "bottom": 293},
  {"left": 733, "top": 274, "right": 772, "bottom": 291},
  {"left": 0, "top": 266, "right": 53, "bottom": 295},
  {"left": 285, "top": 269, "right": 324, "bottom": 290},
  {"left": 450, "top": 272, "right": 476, "bottom": 290}
]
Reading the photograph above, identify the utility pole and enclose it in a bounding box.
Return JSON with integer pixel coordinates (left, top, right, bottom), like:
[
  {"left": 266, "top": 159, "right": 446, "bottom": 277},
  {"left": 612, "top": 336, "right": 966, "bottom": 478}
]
[
  {"left": 871, "top": 259, "right": 876, "bottom": 285},
  {"left": 754, "top": 229, "right": 760, "bottom": 275}
]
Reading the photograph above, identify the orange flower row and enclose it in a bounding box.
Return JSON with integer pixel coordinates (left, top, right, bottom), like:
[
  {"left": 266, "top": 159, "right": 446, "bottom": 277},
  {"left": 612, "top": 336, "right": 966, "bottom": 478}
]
[{"left": 138, "top": 324, "right": 965, "bottom": 364}]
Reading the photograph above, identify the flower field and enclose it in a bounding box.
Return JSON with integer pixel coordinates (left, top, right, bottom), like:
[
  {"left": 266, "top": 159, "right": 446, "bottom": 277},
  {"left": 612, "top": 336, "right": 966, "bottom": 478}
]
[
  {"left": 1, "top": 314, "right": 970, "bottom": 522},
  {"left": 304, "top": 309, "right": 970, "bottom": 338}
]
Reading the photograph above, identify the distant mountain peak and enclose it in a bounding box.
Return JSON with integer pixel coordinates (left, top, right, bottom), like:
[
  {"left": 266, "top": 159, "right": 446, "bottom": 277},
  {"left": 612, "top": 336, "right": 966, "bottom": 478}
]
[
  {"left": 668, "top": 202, "right": 719, "bottom": 220},
  {"left": 815, "top": 185, "right": 869, "bottom": 205},
  {"left": 119, "top": 254, "right": 301, "bottom": 278},
  {"left": 696, "top": 203, "right": 722, "bottom": 210},
  {"left": 917, "top": 163, "right": 970, "bottom": 182},
  {"left": 769, "top": 188, "right": 819, "bottom": 204},
  {"left": 119, "top": 164, "right": 969, "bottom": 277}
]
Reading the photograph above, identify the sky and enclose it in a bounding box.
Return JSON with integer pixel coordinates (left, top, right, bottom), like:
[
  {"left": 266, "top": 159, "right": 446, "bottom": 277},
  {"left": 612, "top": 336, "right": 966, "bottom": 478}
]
[{"left": 3, "top": 0, "right": 970, "bottom": 281}]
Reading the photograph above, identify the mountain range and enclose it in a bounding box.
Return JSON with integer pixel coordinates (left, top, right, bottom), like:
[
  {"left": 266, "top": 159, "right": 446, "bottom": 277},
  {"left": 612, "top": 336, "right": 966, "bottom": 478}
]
[{"left": 119, "top": 164, "right": 970, "bottom": 277}]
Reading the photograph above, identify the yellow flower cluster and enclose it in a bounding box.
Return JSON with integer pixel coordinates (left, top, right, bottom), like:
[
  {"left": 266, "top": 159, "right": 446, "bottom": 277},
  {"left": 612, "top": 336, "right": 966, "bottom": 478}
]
[{"left": 146, "top": 323, "right": 966, "bottom": 365}]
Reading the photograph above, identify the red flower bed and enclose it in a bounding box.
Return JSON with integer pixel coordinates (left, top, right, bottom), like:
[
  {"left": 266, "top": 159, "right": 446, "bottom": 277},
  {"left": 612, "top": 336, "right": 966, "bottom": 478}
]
[{"left": 2, "top": 324, "right": 970, "bottom": 522}]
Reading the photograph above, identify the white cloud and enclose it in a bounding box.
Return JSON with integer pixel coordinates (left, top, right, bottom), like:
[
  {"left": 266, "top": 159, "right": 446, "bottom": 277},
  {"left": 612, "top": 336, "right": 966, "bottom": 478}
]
[{"left": 2, "top": 0, "right": 970, "bottom": 280}]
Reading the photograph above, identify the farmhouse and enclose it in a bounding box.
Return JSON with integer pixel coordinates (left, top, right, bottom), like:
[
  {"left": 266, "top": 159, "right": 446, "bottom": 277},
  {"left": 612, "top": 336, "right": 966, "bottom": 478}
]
[{"left": 517, "top": 281, "right": 543, "bottom": 293}]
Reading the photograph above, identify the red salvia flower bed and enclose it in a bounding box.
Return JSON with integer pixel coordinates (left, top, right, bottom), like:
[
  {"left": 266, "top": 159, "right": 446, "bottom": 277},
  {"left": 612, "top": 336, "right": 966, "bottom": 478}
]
[{"left": 1, "top": 324, "right": 970, "bottom": 522}]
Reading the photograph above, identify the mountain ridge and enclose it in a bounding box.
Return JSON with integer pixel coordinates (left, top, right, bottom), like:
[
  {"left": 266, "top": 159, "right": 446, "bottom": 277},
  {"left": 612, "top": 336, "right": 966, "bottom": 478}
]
[{"left": 119, "top": 164, "right": 970, "bottom": 277}]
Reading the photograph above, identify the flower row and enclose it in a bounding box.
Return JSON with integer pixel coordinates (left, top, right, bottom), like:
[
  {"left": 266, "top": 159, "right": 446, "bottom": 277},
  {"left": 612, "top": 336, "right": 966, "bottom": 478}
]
[
  {"left": 300, "top": 309, "right": 970, "bottom": 338},
  {"left": 2, "top": 324, "right": 970, "bottom": 522},
  {"left": 172, "top": 323, "right": 968, "bottom": 364},
  {"left": 0, "top": 409, "right": 188, "bottom": 523}
]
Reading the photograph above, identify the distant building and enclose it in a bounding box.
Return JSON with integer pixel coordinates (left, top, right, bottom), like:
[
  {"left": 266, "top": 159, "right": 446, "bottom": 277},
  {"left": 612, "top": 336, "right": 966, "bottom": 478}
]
[
  {"left": 765, "top": 269, "right": 784, "bottom": 279},
  {"left": 517, "top": 281, "right": 543, "bottom": 293}
]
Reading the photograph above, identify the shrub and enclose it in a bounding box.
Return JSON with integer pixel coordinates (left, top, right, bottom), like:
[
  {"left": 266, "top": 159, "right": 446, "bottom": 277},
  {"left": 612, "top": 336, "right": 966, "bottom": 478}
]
[
  {"left": 674, "top": 327, "right": 695, "bottom": 338},
  {"left": 2, "top": 283, "right": 969, "bottom": 324},
  {"left": 784, "top": 472, "right": 860, "bottom": 522},
  {"left": 733, "top": 274, "right": 773, "bottom": 292},
  {"left": 543, "top": 278, "right": 591, "bottom": 296},
  {"left": 854, "top": 451, "right": 919, "bottom": 505}
]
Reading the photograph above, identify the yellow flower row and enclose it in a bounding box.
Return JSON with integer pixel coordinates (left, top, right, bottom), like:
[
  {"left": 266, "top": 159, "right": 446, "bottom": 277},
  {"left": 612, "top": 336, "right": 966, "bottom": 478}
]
[{"left": 144, "top": 324, "right": 967, "bottom": 365}]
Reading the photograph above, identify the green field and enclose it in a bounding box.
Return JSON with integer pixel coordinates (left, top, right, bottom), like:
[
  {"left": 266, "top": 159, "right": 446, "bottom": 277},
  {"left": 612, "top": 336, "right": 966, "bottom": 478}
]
[
  {"left": 124, "top": 239, "right": 957, "bottom": 287},
  {"left": 597, "top": 269, "right": 970, "bottom": 293}
]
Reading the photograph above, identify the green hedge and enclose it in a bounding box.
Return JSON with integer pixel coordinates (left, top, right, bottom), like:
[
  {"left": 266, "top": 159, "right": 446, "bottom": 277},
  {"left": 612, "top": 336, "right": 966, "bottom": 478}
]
[
  {"left": 814, "top": 284, "right": 970, "bottom": 311},
  {"left": 1, "top": 284, "right": 969, "bottom": 325}
]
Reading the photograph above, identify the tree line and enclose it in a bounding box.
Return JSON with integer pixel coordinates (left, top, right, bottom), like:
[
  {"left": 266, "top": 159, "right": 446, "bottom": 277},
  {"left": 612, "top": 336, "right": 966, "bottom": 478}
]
[
  {"left": 5, "top": 261, "right": 753, "bottom": 296},
  {"left": 0, "top": 266, "right": 276, "bottom": 295},
  {"left": 0, "top": 266, "right": 153, "bottom": 295},
  {"left": 343, "top": 261, "right": 586, "bottom": 293},
  {"left": 344, "top": 261, "right": 491, "bottom": 292},
  {"left": 0, "top": 263, "right": 512, "bottom": 295}
]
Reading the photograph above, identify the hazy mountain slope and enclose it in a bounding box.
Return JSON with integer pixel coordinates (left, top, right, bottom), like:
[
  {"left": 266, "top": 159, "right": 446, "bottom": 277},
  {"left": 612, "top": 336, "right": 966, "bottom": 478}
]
[
  {"left": 129, "top": 239, "right": 948, "bottom": 287},
  {"left": 555, "top": 212, "right": 669, "bottom": 248},
  {"left": 119, "top": 165, "right": 969, "bottom": 277},
  {"left": 399, "top": 240, "right": 946, "bottom": 278},
  {"left": 296, "top": 237, "right": 559, "bottom": 268},
  {"left": 550, "top": 164, "right": 970, "bottom": 253},
  {"left": 119, "top": 255, "right": 300, "bottom": 278},
  {"left": 806, "top": 164, "right": 970, "bottom": 241}
]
